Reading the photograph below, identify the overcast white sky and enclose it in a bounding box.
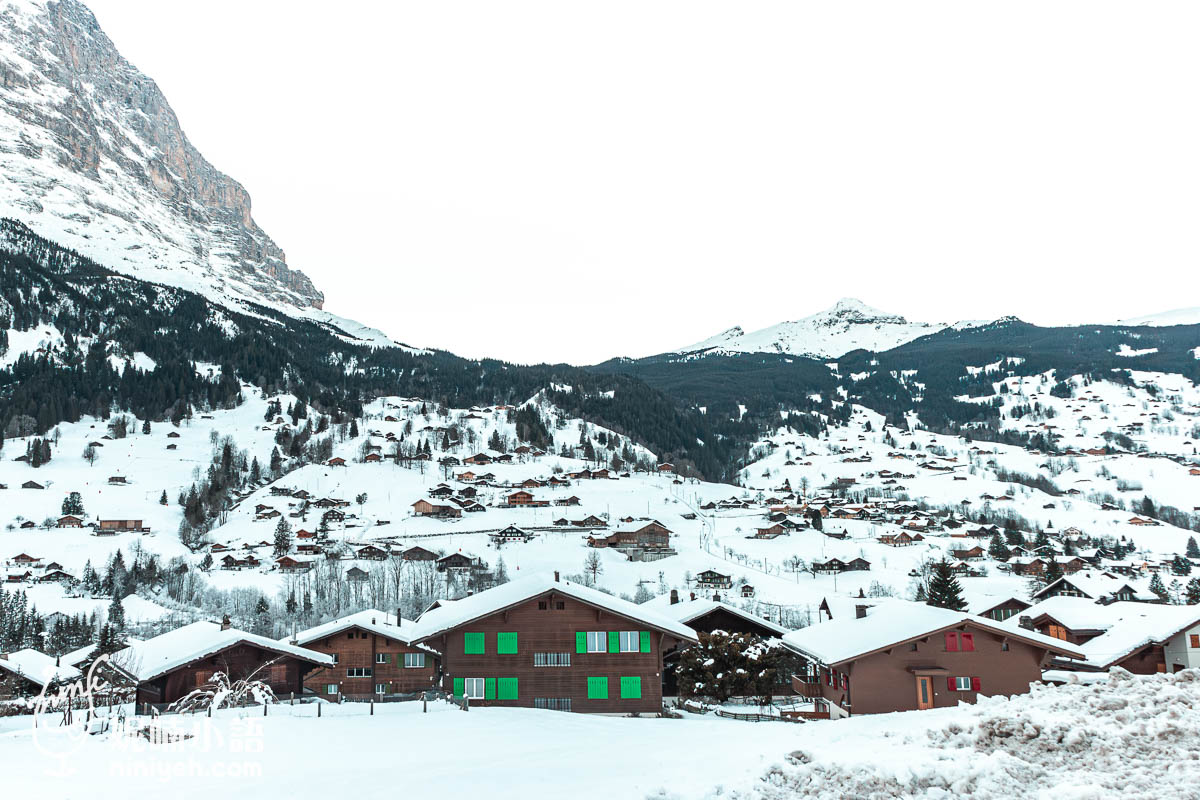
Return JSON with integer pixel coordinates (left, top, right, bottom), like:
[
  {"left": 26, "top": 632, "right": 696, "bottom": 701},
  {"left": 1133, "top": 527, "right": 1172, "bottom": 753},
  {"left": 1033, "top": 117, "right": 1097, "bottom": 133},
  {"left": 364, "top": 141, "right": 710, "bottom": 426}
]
[{"left": 85, "top": 1, "right": 1199, "bottom": 365}]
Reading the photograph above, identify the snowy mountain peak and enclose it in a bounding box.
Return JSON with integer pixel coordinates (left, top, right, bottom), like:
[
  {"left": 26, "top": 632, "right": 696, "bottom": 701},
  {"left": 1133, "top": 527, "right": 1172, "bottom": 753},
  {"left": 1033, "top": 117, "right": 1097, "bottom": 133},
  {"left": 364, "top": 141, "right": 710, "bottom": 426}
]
[
  {"left": 0, "top": 0, "right": 324, "bottom": 311},
  {"left": 1115, "top": 307, "right": 1200, "bottom": 327},
  {"left": 679, "top": 298, "right": 948, "bottom": 359}
]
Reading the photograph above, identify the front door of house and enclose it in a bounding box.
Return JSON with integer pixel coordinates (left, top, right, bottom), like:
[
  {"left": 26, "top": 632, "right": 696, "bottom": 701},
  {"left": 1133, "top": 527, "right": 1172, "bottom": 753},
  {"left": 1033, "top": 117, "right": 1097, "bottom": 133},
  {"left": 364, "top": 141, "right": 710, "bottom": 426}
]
[{"left": 915, "top": 676, "right": 933, "bottom": 710}]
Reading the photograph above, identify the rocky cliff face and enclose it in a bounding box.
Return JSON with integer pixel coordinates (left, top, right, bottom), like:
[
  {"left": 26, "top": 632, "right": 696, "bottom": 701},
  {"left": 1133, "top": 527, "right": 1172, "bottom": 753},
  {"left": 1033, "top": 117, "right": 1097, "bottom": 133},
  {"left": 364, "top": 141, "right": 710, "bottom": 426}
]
[{"left": 0, "top": 0, "right": 324, "bottom": 309}]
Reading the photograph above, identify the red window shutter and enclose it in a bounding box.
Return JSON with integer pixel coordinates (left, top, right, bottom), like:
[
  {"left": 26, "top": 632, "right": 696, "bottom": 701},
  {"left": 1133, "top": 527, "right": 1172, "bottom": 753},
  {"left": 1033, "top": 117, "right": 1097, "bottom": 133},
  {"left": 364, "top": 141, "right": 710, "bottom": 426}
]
[
  {"left": 945, "top": 632, "right": 959, "bottom": 652},
  {"left": 971, "top": 677, "right": 981, "bottom": 692},
  {"left": 947, "top": 677, "right": 956, "bottom": 691},
  {"left": 961, "top": 633, "right": 975, "bottom": 652},
  {"left": 841, "top": 674, "right": 848, "bottom": 689}
]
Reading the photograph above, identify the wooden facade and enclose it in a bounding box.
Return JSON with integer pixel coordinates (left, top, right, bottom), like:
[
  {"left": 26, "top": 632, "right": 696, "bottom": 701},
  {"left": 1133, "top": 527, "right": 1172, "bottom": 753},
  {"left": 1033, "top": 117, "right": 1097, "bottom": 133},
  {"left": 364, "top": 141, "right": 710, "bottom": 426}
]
[
  {"left": 415, "top": 589, "right": 690, "bottom": 714},
  {"left": 296, "top": 628, "right": 439, "bottom": 699},
  {"left": 134, "top": 642, "right": 315, "bottom": 706}
]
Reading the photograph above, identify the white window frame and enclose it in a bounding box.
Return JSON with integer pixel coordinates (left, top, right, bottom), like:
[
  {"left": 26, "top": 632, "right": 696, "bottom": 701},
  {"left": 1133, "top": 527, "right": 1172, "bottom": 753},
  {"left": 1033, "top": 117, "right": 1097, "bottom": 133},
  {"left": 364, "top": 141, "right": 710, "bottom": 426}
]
[
  {"left": 464, "top": 677, "right": 486, "bottom": 700},
  {"left": 375, "top": 653, "right": 389, "bottom": 664},
  {"left": 585, "top": 631, "right": 606, "bottom": 653},
  {"left": 375, "top": 683, "right": 388, "bottom": 695},
  {"left": 346, "top": 667, "right": 373, "bottom": 678},
  {"left": 618, "top": 631, "right": 639, "bottom": 653},
  {"left": 331, "top": 653, "right": 339, "bottom": 664},
  {"left": 325, "top": 684, "right": 338, "bottom": 695},
  {"left": 954, "top": 676, "right": 972, "bottom": 691},
  {"left": 404, "top": 652, "right": 426, "bottom": 668}
]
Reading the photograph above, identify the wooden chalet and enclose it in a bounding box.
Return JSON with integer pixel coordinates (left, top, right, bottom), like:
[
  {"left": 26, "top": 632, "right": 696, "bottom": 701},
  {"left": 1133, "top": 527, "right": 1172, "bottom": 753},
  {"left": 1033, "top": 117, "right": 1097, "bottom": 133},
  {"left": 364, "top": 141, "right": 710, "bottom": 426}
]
[
  {"left": 410, "top": 574, "right": 697, "bottom": 713},
  {"left": 401, "top": 546, "right": 439, "bottom": 562},
  {"left": 782, "top": 599, "right": 1083, "bottom": 717},
  {"left": 56, "top": 515, "right": 84, "bottom": 528},
  {"left": 0, "top": 649, "right": 82, "bottom": 699},
  {"left": 694, "top": 570, "right": 732, "bottom": 590},
  {"left": 98, "top": 519, "right": 147, "bottom": 533},
  {"left": 411, "top": 500, "right": 462, "bottom": 519},
  {"left": 286, "top": 610, "right": 440, "bottom": 699},
  {"left": 116, "top": 618, "right": 332, "bottom": 706}
]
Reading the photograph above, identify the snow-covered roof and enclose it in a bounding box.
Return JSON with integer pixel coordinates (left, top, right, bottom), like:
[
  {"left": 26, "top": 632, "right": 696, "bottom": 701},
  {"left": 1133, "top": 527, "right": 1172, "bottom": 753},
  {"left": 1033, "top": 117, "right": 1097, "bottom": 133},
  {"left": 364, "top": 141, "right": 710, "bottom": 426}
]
[
  {"left": 114, "top": 621, "right": 333, "bottom": 683},
  {"left": 411, "top": 576, "right": 699, "bottom": 642},
  {"left": 642, "top": 595, "right": 791, "bottom": 636},
  {"left": 1003, "top": 596, "right": 1118, "bottom": 632},
  {"left": 1009, "top": 601, "right": 1200, "bottom": 669},
  {"left": 781, "top": 598, "right": 1084, "bottom": 666},
  {"left": 0, "top": 648, "right": 82, "bottom": 687},
  {"left": 286, "top": 610, "right": 434, "bottom": 654},
  {"left": 61, "top": 636, "right": 143, "bottom": 668},
  {"left": 961, "top": 588, "right": 1029, "bottom": 617},
  {"left": 1032, "top": 571, "right": 1156, "bottom": 602}
]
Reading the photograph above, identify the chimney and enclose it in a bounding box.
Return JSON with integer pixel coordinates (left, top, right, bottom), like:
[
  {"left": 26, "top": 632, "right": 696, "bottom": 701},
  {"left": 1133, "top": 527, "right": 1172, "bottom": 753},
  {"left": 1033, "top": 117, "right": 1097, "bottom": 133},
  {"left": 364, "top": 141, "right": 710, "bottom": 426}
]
[
  {"left": 689, "top": 592, "right": 696, "bottom": 602},
  {"left": 220, "top": 614, "right": 232, "bottom": 631},
  {"left": 857, "top": 588, "right": 865, "bottom": 598},
  {"left": 1018, "top": 615, "right": 1033, "bottom": 630},
  {"left": 855, "top": 604, "right": 868, "bottom": 619},
  {"left": 397, "top": 608, "right": 402, "bottom": 624},
  {"left": 554, "top": 571, "right": 560, "bottom": 583},
  {"left": 0, "top": 653, "right": 7, "bottom": 661},
  {"left": 713, "top": 593, "right": 721, "bottom": 602},
  {"left": 669, "top": 589, "right": 679, "bottom": 605}
]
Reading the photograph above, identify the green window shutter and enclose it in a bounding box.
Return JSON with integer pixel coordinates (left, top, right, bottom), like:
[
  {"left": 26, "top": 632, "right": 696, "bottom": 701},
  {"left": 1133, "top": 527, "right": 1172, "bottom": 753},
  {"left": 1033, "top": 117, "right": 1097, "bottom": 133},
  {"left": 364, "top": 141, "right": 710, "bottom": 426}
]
[
  {"left": 464, "top": 632, "right": 485, "bottom": 654},
  {"left": 587, "top": 676, "right": 608, "bottom": 700},
  {"left": 484, "top": 678, "right": 496, "bottom": 700},
  {"left": 498, "top": 677, "right": 518, "bottom": 700},
  {"left": 453, "top": 677, "right": 464, "bottom": 697},
  {"left": 640, "top": 631, "right": 651, "bottom": 653},
  {"left": 620, "top": 676, "right": 642, "bottom": 699},
  {"left": 608, "top": 631, "right": 619, "bottom": 653},
  {"left": 497, "top": 632, "right": 518, "bottom": 654},
  {"left": 576, "top": 632, "right": 587, "bottom": 654}
]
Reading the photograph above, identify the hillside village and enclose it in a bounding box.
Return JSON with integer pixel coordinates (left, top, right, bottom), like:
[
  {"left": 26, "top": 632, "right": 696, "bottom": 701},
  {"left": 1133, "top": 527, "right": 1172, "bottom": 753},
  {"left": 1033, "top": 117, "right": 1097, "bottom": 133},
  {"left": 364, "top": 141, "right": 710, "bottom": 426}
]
[{"left": 0, "top": 365, "right": 1198, "bottom": 727}]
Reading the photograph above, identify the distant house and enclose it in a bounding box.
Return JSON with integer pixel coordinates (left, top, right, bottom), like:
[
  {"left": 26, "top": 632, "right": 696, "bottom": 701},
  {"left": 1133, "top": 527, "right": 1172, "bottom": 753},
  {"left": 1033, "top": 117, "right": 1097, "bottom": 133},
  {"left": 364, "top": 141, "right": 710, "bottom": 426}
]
[
  {"left": 21, "top": 481, "right": 44, "bottom": 490},
  {"left": 107, "top": 476, "right": 128, "bottom": 485},
  {"left": 356, "top": 545, "right": 388, "bottom": 561},
  {"left": 489, "top": 525, "right": 534, "bottom": 544},
  {"left": 401, "top": 546, "right": 439, "bottom": 562},
  {"left": 276, "top": 556, "right": 313, "bottom": 574},
  {"left": 694, "top": 570, "right": 732, "bottom": 590},
  {"left": 56, "top": 515, "right": 84, "bottom": 528},
  {"left": 345, "top": 566, "right": 369, "bottom": 583},
  {"left": 98, "top": 520, "right": 146, "bottom": 534},
  {"left": 436, "top": 553, "right": 478, "bottom": 573},
  {"left": 327, "top": 457, "right": 347, "bottom": 467},
  {"left": 411, "top": 500, "right": 462, "bottom": 519},
  {"left": 0, "top": 649, "right": 82, "bottom": 699}
]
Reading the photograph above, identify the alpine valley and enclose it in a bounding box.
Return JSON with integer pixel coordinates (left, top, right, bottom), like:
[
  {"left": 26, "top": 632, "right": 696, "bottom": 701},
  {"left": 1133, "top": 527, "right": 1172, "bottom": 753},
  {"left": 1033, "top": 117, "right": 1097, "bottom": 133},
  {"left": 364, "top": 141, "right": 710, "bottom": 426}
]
[{"left": 0, "top": 2, "right": 1199, "bottom": 798}]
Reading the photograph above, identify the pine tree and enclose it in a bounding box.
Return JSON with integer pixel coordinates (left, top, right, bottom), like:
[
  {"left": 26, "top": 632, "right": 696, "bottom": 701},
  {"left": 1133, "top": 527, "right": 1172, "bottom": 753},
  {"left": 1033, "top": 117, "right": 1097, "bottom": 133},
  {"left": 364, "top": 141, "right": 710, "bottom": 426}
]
[
  {"left": 107, "top": 593, "right": 125, "bottom": 630},
  {"left": 255, "top": 597, "right": 269, "bottom": 615},
  {"left": 200, "top": 553, "right": 213, "bottom": 571},
  {"left": 987, "top": 533, "right": 1010, "bottom": 561},
  {"left": 159, "top": 490, "right": 168, "bottom": 505},
  {"left": 1185, "top": 577, "right": 1200, "bottom": 605},
  {"left": 61, "top": 491, "right": 84, "bottom": 516},
  {"left": 286, "top": 592, "right": 298, "bottom": 614},
  {"left": 1043, "top": 558, "right": 1064, "bottom": 586},
  {"left": 926, "top": 561, "right": 967, "bottom": 611},
  {"left": 273, "top": 517, "right": 292, "bottom": 557},
  {"left": 1187, "top": 537, "right": 1200, "bottom": 559},
  {"left": 142, "top": 419, "right": 151, "bottom": 434},
  {"left": 349, "top": 419, "right": 359, "bottom": 438},
  {"left": 1149, "top": 572, "right": 1168, "bottom": 601}
]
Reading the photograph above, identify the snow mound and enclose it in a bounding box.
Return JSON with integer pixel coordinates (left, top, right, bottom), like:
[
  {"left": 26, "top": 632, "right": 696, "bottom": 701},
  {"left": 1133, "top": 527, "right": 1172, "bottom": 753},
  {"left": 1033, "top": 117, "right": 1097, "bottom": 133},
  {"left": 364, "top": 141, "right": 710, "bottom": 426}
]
[{"left": 720, "top": 669, "right": 1200, "bottom": 800}]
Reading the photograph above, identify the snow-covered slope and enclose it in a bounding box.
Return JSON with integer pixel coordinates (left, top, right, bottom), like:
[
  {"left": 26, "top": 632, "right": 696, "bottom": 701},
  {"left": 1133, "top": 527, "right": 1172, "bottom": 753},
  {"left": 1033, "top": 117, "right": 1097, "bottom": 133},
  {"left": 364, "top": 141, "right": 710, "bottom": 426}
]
[
  {"left": 1116, "top": 307, "right": 1200, "bottom": 327},
  {"left": 0, "top": 0, "right": 323, "bottom": 313},
  {"left": 679, "top": 298, "right": 952, "bottom": 359}
]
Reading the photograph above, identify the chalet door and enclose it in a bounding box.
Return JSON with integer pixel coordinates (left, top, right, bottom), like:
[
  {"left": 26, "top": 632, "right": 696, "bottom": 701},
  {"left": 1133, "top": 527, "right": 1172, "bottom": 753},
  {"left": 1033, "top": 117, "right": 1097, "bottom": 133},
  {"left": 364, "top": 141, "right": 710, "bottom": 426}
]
[{"left": 915, "top": 676, "right": 934, "bottom": 710}]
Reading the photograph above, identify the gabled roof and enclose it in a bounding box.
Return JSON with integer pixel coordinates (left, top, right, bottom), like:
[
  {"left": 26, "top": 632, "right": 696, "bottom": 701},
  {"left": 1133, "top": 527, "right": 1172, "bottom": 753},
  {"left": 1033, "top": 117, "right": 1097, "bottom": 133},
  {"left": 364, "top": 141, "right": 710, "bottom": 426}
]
[
  {"left": 1002, "top": 599, "right": 1200, "bottom": 669},
  {"left": 642, "top": 595, "right": 790, "bottom": 636},
  {"left": 410, "top": 575, "right": 698, "bottom": 643},
  {"left": 781, "top": 598, "right": 1084, "bottom": 666},
  {"left": 0, "top": 648, "right": 81, "bottom": 687},
  {"left": 1032, "top": 571, "right": 1155, "bottom": 602},
  {"left": 285, "top": 609, "right": 428, "bottom": 652},
  {"left": 114, "top": 621, "right": 333, "bottom": 683}
]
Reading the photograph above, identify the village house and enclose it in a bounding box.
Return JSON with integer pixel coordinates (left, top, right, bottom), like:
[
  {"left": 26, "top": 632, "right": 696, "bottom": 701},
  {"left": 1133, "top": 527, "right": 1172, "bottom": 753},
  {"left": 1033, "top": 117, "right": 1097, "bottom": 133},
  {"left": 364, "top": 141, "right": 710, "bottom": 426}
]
[
  {"left": 782, "top": 599, "right": 1083, "bottom": 717},
  {"left": 411, "top": 500, "right": 463, "bottom": 519},
  {"left": 694, "top": 570, "right": 733, "bottom": 590},
  {"left": 1031, "top": 571, "right": 1156, "bottom": 604},
  {"left": 0, "top": 649, "right": 82, "bottom": 699},
  {"left": 114, "top": 618, "right": 332, "bottom": 706},
  {"left": 56, "top": 515, "right": 84, "bottom": 528},
  {"left": 401, "top": 546, "right": 439, "bottom": 562},
  {"left": 285, "top": 610, "right": 440, "bottom": 699},
  {"left": 1005, "top": 598, "right": 1200, "bottom": 674},
  {"left": 489, "top": 525, "right": 535, "bottom": 545},
  {"left": 409, "top": 574, "right": 697, "bottom": 713},
  {"left": 98, "top": 519, "right": 147, "bottom": 534}
]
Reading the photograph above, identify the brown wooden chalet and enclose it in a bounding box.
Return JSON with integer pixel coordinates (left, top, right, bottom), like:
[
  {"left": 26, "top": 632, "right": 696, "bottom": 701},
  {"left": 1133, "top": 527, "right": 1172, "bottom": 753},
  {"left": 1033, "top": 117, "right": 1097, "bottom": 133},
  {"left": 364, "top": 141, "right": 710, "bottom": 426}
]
[
  {"left": 56, "top": 515, "right": 84, "bottom": 528},
  {"left": 286, "top": 610, "right": 439, "bottom": 699},
  {"left": 401, "top": 546, "right": 439, "bottom": 562},
  {"left": 781, "top": 599, "right": 1083, "bottom": 717},
  {"left": 411, "top": 500, "right": 463, "bottom": 519},
  {"left": 98, "top": 519, "right": 147, "bottom": 533},
  {"left": 409, "top": 574, "right": 697, "bottom": 713},
  {"left": 116, "top": 618, "right": 332, "bottom": 706}
]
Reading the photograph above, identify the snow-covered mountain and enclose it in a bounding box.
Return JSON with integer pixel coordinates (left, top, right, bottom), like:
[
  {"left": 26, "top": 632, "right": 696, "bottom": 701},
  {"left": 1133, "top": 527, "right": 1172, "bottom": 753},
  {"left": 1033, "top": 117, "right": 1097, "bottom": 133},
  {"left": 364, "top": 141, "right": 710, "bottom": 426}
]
[
  {"left": 0, "top": 0, "right": 323, "bottom": 312},
  {"left": 678, "top": 298, "right": 952, "bottom": 359},
  {"left": 1116, "top": 307, "right": 1200, "bottom": 327}
]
